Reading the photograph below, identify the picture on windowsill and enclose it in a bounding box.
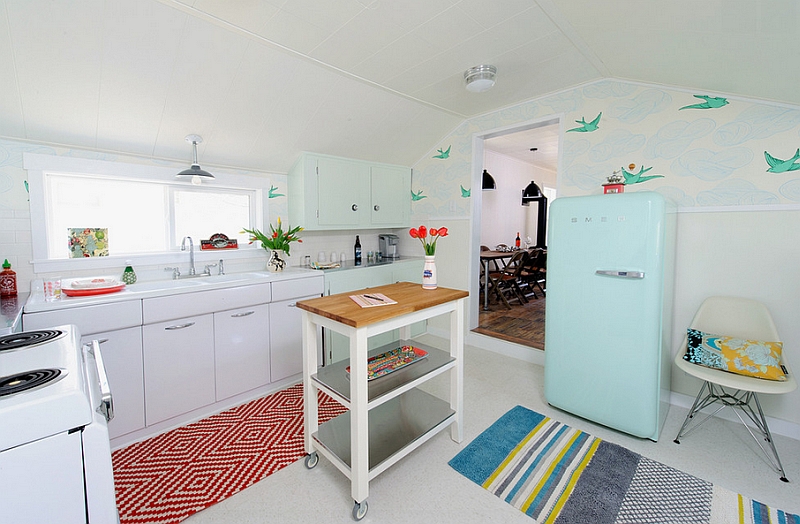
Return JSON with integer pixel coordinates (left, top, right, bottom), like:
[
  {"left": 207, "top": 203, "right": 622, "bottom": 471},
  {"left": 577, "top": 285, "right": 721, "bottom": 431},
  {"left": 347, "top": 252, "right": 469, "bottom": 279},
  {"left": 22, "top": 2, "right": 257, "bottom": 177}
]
[{"left": 69, "top": 228, "right": 109, "bottom": 258}]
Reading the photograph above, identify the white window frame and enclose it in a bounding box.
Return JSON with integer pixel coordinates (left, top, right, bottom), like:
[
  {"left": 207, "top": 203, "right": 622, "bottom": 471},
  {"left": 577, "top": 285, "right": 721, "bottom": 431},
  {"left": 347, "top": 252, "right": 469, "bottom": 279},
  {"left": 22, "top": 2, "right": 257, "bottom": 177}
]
[{"left": 24, "top": 153, "right": 270, "bottom": 274}]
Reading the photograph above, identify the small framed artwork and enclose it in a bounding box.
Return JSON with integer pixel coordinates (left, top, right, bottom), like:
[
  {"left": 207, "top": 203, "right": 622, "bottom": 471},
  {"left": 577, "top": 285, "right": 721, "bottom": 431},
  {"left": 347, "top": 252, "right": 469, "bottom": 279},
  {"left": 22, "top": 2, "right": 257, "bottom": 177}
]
[{"left": 69, "top": 228, "right": 109, "bottom": 258}]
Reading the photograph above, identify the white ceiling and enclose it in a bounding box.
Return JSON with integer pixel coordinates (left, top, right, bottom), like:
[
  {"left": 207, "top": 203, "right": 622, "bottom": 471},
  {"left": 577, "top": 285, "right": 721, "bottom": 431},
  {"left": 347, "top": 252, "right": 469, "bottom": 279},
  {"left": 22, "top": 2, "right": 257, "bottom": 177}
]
[{"left": 1, "top": 0, "right": 798, "bottom": 174}]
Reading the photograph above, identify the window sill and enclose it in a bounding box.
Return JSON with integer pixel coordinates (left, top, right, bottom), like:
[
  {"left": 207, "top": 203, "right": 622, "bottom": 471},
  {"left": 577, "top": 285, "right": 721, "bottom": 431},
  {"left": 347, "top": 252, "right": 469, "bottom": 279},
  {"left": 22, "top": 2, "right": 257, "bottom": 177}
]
[{"left": 32, "top": 247, "right": 268, "bottom": 274}]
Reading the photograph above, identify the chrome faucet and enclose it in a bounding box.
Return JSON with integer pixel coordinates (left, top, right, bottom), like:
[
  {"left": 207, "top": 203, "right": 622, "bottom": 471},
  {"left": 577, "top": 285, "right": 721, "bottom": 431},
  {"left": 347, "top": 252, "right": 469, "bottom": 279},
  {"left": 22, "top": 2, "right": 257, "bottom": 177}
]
[{"left": 181, "top": 236, "right": 196, "bottom": 275}]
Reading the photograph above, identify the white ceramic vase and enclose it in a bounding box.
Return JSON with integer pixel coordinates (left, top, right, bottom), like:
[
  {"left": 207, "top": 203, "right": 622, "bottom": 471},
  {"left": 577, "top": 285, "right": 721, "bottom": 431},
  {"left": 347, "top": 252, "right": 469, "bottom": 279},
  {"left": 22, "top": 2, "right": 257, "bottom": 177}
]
[
  {"left": 422, "top": 255, "right": 437, "bottom": 289},
  {"left": 267, "top": 250, "right": 286, "bottom": 272}
]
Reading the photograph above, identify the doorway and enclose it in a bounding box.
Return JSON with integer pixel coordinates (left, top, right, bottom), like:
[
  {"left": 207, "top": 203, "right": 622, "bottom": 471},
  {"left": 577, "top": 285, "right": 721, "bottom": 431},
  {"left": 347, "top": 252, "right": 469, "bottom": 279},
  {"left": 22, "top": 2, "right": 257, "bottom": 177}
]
[{"left": 468, "top": 117, "right": 560, "bottom": 351}]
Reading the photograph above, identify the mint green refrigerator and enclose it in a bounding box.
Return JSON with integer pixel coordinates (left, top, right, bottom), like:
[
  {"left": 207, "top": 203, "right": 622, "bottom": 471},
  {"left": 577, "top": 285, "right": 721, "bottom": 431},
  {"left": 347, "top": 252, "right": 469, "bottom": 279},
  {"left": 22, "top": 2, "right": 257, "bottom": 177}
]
[{"left": 544, "top": 191, "right": 675, "bottom": 441}]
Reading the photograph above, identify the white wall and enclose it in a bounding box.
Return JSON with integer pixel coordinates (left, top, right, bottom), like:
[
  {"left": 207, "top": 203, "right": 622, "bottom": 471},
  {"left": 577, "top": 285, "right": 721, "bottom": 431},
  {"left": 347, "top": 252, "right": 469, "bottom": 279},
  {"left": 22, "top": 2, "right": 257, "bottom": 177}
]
[{"left": 481, "top": 150, "right": 556, "bottom": 249}]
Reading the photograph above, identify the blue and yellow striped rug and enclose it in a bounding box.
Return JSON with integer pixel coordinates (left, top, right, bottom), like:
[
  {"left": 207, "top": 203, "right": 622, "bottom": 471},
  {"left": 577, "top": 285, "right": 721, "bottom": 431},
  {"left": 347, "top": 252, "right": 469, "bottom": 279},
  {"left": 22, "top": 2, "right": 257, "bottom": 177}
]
[{"left": 449, "top": 406, "right": 798, "bottom": 524}]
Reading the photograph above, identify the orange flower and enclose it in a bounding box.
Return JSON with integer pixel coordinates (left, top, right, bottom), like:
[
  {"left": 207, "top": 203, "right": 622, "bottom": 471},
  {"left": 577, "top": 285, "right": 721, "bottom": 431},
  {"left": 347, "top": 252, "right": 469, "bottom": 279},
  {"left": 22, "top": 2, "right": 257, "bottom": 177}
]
[{"left": 409, "top": 225, "right": 447, "bottom": 255}]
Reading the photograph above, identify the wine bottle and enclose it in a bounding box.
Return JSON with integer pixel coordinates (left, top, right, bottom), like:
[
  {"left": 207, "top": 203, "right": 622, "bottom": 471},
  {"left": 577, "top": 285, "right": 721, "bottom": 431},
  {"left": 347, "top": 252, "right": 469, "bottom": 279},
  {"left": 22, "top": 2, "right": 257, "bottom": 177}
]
[
  {"left": 354, "top": 235, "right": 362, "bottom": 265},
  {"left": 515, "top": 232, "right": 521, "bottom": 248}
]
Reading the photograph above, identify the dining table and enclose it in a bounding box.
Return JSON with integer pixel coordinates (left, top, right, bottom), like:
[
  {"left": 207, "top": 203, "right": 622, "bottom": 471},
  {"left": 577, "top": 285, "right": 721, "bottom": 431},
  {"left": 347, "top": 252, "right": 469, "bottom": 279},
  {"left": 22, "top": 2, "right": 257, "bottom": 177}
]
[{"left": 479, "top": 250, "right": 514, "bottom": 310}]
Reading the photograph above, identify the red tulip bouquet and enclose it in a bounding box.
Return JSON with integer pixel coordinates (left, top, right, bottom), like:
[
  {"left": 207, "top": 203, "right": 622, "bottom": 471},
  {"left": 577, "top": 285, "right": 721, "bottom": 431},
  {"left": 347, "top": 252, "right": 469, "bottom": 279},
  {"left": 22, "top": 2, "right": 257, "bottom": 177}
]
[{"left": 409, "top": 225, "right": 448, "bottom": 255}]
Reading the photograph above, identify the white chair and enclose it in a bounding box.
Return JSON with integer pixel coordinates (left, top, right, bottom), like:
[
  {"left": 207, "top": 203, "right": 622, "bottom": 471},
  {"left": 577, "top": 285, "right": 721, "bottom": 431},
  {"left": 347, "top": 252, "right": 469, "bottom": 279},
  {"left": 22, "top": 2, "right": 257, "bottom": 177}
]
[{"left": 673, "top": 296, "right": 797, "bottom": 482}]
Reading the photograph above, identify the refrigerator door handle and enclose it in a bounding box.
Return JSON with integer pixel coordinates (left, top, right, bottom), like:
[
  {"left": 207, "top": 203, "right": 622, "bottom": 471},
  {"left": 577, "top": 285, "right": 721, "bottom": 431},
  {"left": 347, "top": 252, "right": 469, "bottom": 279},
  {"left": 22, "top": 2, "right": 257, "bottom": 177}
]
[{"left": 595, "top": 270, "right": 645, "bottom": 279}]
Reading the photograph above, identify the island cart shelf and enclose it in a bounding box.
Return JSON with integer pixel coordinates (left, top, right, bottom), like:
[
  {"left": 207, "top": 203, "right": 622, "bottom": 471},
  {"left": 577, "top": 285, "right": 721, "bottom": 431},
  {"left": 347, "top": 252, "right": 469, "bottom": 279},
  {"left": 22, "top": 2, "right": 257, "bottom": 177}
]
[{"left": 297, "top": 281, "right": 468, "bottom": 521}]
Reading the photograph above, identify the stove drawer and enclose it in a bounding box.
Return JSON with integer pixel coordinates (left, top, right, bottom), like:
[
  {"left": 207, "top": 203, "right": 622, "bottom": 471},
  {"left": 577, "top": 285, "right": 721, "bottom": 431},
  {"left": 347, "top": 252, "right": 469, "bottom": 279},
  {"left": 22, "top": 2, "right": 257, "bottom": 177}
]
[{"left": 22, "top": 299, "right": 142, "bottom": 335}]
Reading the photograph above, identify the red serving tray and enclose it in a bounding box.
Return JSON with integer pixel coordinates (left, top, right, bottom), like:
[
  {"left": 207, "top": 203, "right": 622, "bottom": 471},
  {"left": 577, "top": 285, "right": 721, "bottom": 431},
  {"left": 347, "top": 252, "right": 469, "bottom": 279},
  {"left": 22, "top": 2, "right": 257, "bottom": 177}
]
[{"left": 62, "top": 283, "right": 126, "bottom": 297}]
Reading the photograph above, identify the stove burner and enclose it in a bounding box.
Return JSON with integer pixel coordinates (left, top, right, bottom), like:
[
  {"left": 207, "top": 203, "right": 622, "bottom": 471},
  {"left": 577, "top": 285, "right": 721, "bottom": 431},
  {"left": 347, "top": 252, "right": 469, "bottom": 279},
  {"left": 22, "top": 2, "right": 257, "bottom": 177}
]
[
  {"left": 0, "top": 329, "right": 65, "bottom": 352},
  {"left": 0, "top": 369, "right": 63, "bottom": 397}
]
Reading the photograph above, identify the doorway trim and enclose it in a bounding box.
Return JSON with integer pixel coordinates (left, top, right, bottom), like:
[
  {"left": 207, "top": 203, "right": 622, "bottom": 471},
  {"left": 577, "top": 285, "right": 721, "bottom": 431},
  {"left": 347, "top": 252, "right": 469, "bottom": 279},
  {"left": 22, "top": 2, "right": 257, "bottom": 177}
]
[{"left": 466, "top": 114, "right": 563, "bottom": 360}]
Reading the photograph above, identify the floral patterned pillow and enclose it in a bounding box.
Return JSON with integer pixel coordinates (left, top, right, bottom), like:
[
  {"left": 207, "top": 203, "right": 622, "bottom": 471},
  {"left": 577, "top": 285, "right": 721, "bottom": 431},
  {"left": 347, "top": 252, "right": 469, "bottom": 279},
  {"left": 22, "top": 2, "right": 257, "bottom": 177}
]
[{"left": 683, "top": 328, "right": 787, "bottom": 381}]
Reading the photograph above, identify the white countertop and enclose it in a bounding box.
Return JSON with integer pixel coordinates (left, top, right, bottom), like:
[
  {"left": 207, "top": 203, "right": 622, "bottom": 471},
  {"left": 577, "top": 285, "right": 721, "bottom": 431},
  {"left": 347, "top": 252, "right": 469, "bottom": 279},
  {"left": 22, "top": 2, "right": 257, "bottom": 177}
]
[{"left": 24, "top": 268, "right": 321, "bottom": 314}]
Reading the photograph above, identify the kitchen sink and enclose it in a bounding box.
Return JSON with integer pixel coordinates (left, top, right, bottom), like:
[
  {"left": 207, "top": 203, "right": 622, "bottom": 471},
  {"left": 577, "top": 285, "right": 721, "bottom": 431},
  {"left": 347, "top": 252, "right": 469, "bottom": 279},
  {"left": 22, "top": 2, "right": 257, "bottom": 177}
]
[
  {"left": 195, "top": 272, "right": 269, "bottom": 284},
  {"left": 126, "top": 279, "right": 207, "bottom": 292}
]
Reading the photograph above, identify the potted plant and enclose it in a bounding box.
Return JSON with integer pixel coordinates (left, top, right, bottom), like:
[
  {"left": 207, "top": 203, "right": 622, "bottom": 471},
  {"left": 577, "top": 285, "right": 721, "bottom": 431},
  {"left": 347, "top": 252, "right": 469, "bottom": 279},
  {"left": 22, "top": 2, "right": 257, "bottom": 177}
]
[{"left": 243, "top": 218, "right": 303, "bottom": 272}]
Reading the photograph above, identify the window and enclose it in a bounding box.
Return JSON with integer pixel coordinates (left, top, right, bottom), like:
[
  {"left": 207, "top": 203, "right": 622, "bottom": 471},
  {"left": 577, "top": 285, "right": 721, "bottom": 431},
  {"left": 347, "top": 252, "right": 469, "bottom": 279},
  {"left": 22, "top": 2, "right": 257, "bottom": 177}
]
[{"left": 25, "top": 153, "right": 269, "bottom": 273}]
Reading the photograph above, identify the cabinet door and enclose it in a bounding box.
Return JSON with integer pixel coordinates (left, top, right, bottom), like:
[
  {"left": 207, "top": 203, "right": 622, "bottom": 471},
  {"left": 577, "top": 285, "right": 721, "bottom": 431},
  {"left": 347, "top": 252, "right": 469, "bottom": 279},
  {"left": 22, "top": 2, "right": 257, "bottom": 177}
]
[
  {"left": 270, "top": 295, "right": 318, "bottom": 382},
  {"left": 370, "top": 165, "right": 411, "bottom": 226},
  {"left": 392, "top": 261, "right": 427, "bottom": 338},
  {"left": 143, "top": 314, "right": 215, "bottom": 426},
  {"left": 82, "top": 326, "right": 145, "bottom": 439},
  {"left": 214, "top": 304, "right": 270, "bottom": 401},
  {"left": 317, "top": 156, "right": 368, "bottom": 227},
  {"left": 325, "top": 266, "right": 395, "bottom": 364}
]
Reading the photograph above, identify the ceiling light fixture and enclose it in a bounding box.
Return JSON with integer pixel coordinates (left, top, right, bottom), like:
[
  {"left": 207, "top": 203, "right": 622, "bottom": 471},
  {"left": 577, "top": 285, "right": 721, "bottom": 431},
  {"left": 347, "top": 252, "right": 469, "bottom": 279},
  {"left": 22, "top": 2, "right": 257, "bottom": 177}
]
[
  {"left": 176, "top": 134, "right": 214, "bottom": 183},
  {"left": 464, "top": 65, "right": 496, "bottom": 93}
]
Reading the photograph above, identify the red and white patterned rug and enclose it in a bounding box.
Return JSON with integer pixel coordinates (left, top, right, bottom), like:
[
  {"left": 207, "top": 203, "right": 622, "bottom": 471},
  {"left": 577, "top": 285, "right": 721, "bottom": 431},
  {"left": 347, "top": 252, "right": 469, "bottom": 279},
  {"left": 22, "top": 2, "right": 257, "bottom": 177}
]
[{"left": 111, "top": 384, "right": 346, "bottom": 524}]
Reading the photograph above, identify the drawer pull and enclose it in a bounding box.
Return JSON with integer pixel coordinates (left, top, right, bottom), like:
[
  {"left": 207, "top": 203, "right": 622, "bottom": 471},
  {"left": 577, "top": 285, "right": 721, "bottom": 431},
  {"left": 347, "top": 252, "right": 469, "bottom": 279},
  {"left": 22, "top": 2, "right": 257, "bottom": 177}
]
[
  {"left": 97, "top": 338, "right": 109, "bottom": 344},
  {"left": 288, "top": 303, "right": 297, "bottom": 308},
  {"left": 165, "top": 322, "right": 195, "bottom": 331},
  {"left": 231, "top": 311, "right": 255, "bottom": 318}
]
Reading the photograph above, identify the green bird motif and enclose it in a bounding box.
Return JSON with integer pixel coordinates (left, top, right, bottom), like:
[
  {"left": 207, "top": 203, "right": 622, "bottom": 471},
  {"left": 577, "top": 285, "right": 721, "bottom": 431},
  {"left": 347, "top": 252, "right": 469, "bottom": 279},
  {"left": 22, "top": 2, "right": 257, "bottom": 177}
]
[
  {"left": 621, "top": 165, "right": 664, "bottom": 185},
  {"left": 679, "top": 95, "right": 729, "bottom": 110},
  {"left": 460, "top": 185, "right": 471, "bottom": 197},
  {"left": 764, "top": 148, "right": 800, "bottom": 173},
  {"left": 268, "top": 185, "right": 284, "bottom": 198},
  {"left": 411, "top": 189, "right": 427, "bottom": 201},
  {"left": 566, "top": 112, "right": 601, "bottom": 133},
  {"left": 433, "top": 145, "right": 451, "bottom": 159}
]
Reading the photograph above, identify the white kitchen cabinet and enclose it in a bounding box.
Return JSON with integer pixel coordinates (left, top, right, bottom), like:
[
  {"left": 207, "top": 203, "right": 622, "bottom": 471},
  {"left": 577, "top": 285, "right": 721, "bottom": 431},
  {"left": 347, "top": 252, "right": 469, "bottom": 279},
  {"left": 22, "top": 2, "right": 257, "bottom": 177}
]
[
  {"left": 288, "top": 152, "right": 411, "bottom": 230},
  {"left": 143, "top": 314, "right": 215, "bottom": 426},
  {"left": 270, "top": 296, "right": 317, "bottom": 382},
  {"left": 81, "top": 326, "right": 145, "bottom": 439},
  {"left": 214, "top": 304, "right": 271, "bottom": 401}
]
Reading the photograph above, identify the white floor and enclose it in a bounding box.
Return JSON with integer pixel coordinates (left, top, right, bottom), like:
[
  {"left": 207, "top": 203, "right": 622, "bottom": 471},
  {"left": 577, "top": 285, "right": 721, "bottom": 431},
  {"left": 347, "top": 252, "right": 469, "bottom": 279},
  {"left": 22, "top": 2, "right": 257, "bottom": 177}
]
[{"left": 185, "top": 335, "right": 800, "bottom": 523}]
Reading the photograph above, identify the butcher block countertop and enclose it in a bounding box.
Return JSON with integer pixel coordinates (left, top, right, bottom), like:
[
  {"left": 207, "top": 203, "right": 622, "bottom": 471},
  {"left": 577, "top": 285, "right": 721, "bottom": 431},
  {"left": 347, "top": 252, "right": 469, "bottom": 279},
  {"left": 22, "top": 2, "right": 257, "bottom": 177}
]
[{"left": 296, "top": 281, "right": 468, "bottom": 328}]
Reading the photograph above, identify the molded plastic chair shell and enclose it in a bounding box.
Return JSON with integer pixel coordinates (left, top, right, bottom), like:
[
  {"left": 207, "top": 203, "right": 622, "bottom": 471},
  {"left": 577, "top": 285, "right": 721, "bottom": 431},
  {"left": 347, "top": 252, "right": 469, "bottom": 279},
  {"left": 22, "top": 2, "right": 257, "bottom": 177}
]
[
  {"left": 674, "top": 296, "right": 796, "bottom": 395},
  {"left": 673, "top": 296, "right": 796, "bottom": 482}
]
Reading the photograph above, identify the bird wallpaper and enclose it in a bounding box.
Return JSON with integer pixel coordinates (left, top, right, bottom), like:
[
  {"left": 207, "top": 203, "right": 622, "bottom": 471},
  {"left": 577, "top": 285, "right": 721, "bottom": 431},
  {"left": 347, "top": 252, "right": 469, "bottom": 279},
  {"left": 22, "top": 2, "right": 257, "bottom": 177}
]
[{"left": 411, "top": 78, "right": 800, "bottom": 216}]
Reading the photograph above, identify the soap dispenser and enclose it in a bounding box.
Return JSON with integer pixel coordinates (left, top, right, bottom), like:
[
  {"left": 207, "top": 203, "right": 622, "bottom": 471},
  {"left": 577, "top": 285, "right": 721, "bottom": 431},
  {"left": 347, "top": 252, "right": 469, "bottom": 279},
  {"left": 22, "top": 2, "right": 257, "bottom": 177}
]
[{"left": 121, "top": 260, "right": 137, "bottom": 284}]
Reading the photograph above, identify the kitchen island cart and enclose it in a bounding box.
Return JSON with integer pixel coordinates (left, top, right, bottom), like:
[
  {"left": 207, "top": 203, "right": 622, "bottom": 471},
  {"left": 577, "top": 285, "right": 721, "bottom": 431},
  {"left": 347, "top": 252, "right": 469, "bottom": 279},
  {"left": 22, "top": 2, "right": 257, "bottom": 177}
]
[{"left": 298, "top": 281, "right": 467, "bottom": 520}]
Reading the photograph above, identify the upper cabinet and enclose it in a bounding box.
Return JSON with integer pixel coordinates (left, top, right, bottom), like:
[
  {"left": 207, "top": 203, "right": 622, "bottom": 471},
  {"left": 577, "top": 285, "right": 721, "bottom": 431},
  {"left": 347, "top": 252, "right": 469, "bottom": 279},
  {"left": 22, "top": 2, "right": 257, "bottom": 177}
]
[{"left": 288, "top": 152, "right": 411, "bottom": 230}]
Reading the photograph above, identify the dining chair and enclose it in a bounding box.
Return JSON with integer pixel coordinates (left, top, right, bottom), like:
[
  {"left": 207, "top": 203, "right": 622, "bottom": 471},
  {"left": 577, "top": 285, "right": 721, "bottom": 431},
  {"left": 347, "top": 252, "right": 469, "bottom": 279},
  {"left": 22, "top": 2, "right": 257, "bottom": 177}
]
[
  {"left": 520, "top": 250, "right": 546, "bottom": 299},
  {"left": 673, "top": 296, "right": 797, "bottom": 482},
  {"left": 490, "top": 250, "right": 529, "bottom": 306}
]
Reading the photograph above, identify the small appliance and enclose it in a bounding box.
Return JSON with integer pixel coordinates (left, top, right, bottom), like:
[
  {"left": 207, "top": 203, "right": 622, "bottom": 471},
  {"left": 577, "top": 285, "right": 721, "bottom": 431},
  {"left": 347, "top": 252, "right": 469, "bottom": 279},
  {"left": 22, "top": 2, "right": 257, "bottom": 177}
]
[
  {"left": 379, "top": 234, "right": 399, "bottom": 259},
  {"left": 0, "top": 325, "right": 119, "bottom": 522}
]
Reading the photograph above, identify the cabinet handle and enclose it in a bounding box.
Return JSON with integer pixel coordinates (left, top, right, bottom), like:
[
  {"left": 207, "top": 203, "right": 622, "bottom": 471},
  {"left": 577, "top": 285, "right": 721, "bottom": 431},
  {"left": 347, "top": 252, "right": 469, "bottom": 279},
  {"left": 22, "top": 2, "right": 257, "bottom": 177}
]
[
  {"left": 288, "top": 303, "right": 297, "bottom": 307},
  {"left": 97, "top": 338, "right": 109, "bottom": 344},
  {"left": 374, "top": 204, "right": 380, "bottom": 211},
  {"left": 351, "top": 204, "right": 358, "bottom": 211},
  {"left": 165, "top": 322, "right": 195, "bottom": 330},
  {"left": 231, "top": 311, "right": 255, "bottom": 317}
]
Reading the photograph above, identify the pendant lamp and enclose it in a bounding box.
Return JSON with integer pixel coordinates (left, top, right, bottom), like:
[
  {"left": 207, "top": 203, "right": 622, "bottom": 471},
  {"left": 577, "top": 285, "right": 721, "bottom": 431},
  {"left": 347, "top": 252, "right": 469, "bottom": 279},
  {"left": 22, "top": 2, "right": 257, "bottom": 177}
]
[{"left": 176, "top": 134, "right": 214, "bottom": 181}]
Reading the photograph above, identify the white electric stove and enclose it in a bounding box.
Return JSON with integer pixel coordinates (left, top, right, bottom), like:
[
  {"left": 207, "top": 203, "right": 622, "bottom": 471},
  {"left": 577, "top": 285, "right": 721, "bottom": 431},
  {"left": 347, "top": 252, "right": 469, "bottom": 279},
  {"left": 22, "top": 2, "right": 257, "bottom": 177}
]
[{"left": 0, "top": 325, "right": 119, "bottom": 523}]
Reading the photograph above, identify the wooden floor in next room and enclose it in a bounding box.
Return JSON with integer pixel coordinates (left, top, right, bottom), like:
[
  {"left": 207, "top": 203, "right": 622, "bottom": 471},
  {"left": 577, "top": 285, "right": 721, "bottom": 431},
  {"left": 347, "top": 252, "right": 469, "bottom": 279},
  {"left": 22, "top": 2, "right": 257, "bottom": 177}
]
[{"left": 474, "top": 294, "right": 546, "bottom": 350}]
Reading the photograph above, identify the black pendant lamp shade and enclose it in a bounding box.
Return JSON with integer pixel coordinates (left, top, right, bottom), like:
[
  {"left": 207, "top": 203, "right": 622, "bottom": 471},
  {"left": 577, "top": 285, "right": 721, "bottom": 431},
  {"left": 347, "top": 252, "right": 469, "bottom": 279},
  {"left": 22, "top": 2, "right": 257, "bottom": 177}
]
[
  {"left": 482, "top": 169, "right": 496, "bottom": 190},
  {"left": 521, "top": 180, "right": 548, "bottom": 248},
  {"left": 521, "top": 180, "right": 542, "bottom": 204},
  {"left": 176, "top": 134, "right": 214, "bottom": 179}
]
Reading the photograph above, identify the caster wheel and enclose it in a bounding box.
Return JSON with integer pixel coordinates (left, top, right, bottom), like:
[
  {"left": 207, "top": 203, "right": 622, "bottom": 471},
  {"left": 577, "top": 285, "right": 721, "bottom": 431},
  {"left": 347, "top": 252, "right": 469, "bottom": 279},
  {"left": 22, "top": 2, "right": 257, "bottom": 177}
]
[
  {"left": 352, "top": 500, "right": 368, "bottom": 521},
  {"left": 304, "top": 452, "right": 319, "bottom": 469}
]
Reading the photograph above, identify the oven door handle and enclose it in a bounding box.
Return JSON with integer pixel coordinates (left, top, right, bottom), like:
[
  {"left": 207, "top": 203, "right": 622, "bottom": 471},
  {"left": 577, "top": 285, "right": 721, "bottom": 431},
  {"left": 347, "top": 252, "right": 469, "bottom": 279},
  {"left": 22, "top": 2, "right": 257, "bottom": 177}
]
[{"left": 87, "top": 340, "right": 114, "bottom": 422}]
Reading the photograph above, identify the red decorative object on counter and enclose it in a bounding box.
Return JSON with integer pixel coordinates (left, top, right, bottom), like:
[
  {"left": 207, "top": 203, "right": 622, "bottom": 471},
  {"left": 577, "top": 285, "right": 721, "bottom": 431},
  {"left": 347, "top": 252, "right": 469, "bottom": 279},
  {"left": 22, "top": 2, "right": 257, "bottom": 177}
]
[{"left": 0, "top": 259, "right": 17, "bottom": 298}]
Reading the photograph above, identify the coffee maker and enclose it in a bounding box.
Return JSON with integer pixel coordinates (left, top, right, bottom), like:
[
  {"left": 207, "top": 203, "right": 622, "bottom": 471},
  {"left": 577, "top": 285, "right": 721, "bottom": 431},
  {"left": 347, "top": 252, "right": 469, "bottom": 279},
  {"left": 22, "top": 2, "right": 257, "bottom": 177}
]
[{"left": 379, "top": 234, "right": 400, "bottom": 259}]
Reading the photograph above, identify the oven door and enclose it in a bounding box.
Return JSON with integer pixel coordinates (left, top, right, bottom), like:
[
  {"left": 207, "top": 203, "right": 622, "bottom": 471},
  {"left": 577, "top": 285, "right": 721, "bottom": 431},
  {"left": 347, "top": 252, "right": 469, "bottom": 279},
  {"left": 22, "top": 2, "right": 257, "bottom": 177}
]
[
  {"left": 82, "top": 340, "right": 120, "bottom": 523},
  {"left": 0, "top": 430, "right": 88, "bottom": 523}
]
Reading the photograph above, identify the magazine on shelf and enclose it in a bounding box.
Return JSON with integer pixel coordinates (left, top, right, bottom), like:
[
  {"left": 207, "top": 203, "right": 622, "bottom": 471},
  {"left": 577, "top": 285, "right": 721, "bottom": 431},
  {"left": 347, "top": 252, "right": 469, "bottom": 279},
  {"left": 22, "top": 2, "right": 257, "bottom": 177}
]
[
  {"left": 349, "top": 293, "right": 397, "bottom": 308},
  {"left": 346, "top": 346, "right": 428, "bottom": 380}
]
